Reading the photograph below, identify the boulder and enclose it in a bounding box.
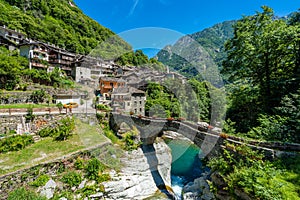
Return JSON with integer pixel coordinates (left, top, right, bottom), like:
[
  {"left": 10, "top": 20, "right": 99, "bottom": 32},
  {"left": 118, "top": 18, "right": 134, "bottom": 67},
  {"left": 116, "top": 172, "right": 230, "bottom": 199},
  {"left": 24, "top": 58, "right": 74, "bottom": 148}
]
[{"left": 40, "top": 179, "right": 57, "bottom": 199}]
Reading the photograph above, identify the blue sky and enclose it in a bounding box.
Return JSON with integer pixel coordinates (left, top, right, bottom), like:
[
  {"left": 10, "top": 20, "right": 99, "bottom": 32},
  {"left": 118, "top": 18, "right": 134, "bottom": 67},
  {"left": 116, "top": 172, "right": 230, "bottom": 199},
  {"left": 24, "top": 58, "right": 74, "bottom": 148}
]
[{"left": 73, "top": 0, "right": 299, "bottom": 56}]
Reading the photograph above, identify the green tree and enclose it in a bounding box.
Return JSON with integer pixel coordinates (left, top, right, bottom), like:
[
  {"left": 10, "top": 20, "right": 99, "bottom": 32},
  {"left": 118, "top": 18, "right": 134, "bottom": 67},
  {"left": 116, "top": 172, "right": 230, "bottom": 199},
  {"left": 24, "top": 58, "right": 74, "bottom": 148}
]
[{"left": 222, "top": 6, "right": 300, "bottom": 132}]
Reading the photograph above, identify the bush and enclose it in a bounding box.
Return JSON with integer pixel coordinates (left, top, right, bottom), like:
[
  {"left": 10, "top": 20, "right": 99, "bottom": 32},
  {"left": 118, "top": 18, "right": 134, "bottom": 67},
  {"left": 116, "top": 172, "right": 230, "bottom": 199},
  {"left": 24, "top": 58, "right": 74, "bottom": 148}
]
[
  {"left": 97, "top": 173, "right": 111, "bottom": 183},
  {"left": 37, "top": 117, "right": 75, "bottom": 141},
  {"left": 74, "top": 157, "right": 85, "bottom": 170},
  {"left": 96, "top": 104, "right": 111, "bottom": 111},
  {"left": 8, "top": 187, "right": 47, "bottom": 200},
  {"left": 25, "top": 107, "right": 35, "bottom": 122},
  {"left": 0, "top": 135, "right": 34, "bottom": 153},
  {"left": 61, "top": 171, "right": 82, "bottom": 187},
  {"left": 30, "top": 174, "right": 50, "bottom": 187},
  {"left": 85, "top": 158, "right": 106, "bottom": 182},
  {"left": 122, "top": 128, "right": 141, "bottom": 151}
]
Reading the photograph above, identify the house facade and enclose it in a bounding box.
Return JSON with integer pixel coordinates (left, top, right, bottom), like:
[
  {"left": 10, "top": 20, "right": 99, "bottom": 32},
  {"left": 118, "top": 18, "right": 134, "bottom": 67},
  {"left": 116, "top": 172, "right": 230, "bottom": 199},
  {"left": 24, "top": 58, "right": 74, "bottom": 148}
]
[
  {"left": 111, "top": 86, "right": 146, "bottom": 115},
  {"left": 0, "top": 25, "right": 26, "bottom": 48},
  {"left": 99, "top": 77, "right": 125, "bottom": 98},
  {"left": 20, "top": 42, "right": 50, "bottom": 70},
  {"left": 19, "top": 41, "right": 77, "bottom": 75}
]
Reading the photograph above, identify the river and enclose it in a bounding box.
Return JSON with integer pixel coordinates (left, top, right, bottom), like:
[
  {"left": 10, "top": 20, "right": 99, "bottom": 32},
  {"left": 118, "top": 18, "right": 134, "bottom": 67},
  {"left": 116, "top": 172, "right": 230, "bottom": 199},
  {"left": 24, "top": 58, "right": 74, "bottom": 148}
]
[{"left": 166, "top": 139, "right": 204, "bottom": 199}]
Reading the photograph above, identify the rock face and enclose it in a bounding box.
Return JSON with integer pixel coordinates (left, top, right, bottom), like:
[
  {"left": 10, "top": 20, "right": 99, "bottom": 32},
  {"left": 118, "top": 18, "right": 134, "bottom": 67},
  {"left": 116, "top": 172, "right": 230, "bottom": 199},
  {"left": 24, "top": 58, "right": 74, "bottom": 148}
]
[
  {"left": 103, "top": 140, "right": 172, "bottom": 200},
  {"left": 182, "top": 172, "right": 215, "bottom": 200}
]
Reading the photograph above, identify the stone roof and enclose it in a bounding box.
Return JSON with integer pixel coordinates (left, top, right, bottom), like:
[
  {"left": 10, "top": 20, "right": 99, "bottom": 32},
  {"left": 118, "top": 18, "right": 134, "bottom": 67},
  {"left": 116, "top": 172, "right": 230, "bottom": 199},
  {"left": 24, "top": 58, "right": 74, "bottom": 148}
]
[
  {"left": 100, "top": 77, "right": 126, "bottom": 83},
  {"left": 112, "top": 86, "right": 145, "bottom": 95}
]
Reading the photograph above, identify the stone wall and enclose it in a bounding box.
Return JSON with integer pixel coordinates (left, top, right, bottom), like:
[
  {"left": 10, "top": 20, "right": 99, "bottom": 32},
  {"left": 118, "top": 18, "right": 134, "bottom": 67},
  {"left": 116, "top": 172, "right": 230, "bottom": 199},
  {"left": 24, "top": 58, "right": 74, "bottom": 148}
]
[
  {"left": 0, "top": 148, "right": 96, "bottom": 200},
  {"left": 0, "top": 113, "right": 64, "bottom": 135}
]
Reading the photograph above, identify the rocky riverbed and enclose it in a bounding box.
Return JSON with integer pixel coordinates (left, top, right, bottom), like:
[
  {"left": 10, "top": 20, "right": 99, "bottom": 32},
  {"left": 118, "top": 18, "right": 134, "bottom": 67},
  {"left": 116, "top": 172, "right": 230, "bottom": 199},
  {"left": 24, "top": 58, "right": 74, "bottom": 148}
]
[{"left": 102, "top": 138, "right": 173, "bottom": 200}]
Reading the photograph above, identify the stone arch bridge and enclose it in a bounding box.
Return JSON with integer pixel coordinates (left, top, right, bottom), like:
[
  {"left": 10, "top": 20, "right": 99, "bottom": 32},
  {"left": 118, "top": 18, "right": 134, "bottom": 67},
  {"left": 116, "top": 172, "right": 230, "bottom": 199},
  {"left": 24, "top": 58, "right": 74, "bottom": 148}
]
[{"left": 109, "top": 113, "right": 300, "bottom": 159}]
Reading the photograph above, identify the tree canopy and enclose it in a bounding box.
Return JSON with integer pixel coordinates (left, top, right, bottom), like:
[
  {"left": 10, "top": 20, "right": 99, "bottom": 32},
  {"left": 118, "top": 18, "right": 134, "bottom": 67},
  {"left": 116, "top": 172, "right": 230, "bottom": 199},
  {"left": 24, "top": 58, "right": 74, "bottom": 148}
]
[{"left": 222, "top": 6, "right": 300, "bottom": 141}]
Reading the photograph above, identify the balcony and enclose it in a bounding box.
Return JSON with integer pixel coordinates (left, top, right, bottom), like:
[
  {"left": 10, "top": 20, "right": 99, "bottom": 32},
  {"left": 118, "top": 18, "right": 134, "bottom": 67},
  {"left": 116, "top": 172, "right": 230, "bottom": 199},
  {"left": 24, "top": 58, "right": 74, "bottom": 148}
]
[{"left": 31, "top": 62, "right": 47, "bottom": 68}]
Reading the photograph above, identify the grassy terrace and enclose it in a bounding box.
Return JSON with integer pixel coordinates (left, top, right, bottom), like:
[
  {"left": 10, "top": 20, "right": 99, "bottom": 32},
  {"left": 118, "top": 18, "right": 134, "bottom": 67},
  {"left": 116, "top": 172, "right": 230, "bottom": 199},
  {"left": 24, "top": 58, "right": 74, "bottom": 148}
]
[
  {"left": 0, "top": 103, "right": 57, "bottom": 109},
  {"left": 0, "top": 119, "right": 109, "bottom": 175}
]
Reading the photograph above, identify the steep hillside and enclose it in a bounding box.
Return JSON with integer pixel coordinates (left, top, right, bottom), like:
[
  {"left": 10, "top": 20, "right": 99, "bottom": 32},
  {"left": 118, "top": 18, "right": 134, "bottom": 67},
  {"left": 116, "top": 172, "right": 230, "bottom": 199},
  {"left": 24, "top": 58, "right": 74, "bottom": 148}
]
[
  {"left": 156, "top": 21, "right": 235, "bottom": 80},
  {"left": 0, "top": 0, "right": 131, "bottom": 55}
]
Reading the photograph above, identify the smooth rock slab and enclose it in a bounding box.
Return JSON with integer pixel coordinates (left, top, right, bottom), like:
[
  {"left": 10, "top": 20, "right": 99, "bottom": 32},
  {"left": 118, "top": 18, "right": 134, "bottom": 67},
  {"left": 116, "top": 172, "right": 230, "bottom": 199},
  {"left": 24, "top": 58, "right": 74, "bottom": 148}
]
[{"left": 103, "top": 140, "right": 172, "bottom": 199}]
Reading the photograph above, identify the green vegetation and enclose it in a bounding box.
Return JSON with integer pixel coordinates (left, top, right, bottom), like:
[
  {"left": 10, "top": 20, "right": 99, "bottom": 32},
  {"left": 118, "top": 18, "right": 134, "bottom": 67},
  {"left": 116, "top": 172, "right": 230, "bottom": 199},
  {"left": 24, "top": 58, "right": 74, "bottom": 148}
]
[
  {"left": 0, "top": 103, "right": 56, "bottom": 109},
  {"left": 0, "top": 47, "right": 28, "bottom": 90},
  {"left": 96, "top": 104, "right": 111, "bottom": 111},
  {"left": 0, "top": 47, "right": 75, "bottom": 90},
  {"left": 208, "top": 145, "right": 300, "bottom": 199},
  {"left": 114, "top": 49, "right": 165, "bottom": 70},
  {"left": 157, "top": 21, "right": 235, "bottom": 79},
  {"left": 222, "top": 7, "right": 300, "bottom": 142},
  {"left": 122, "top": 127, "right": 141, "bottom": 151},
  {"left": 0, "top": 134, "right": 34, "bottom": 153},
  {"left": 30, "top": 89, "right": 48, "bottom": 104},
  {"left": 0, "top": 0, "right": 123, "bottom": 55},
  {"left": 0, "top": 118, "right": 108, "bottom": 175},
  {"left": 30, "top": 174, "right": 50, "bottom": 187},
  {"left": 85, "top": 158, "right": 110, "bottom": 183},
  {"left": 38, "top": 116, "right": 75, "bottom": 141},
  {"left": 61, "top": 171, "right": 82, "bottom": 187},
  {"left": 145, "top": 79, "right": 223, "bottom": 123},
  {"left": 8, "top": 187, "right": 47, "bottom": 200}
]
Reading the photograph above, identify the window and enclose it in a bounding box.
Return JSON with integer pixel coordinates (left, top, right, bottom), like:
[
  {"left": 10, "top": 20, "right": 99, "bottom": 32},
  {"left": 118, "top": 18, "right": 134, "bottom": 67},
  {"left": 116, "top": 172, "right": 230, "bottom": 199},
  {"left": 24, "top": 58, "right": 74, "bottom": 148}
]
[
  {"left": 127, "top": 102, "right": 130, "bottom": 106},
  {"left": 140, "top": 101, "right": 142, "bottom": 105},
  {"left": 140, "top": 108, "right": 142, "bottom": 112}
]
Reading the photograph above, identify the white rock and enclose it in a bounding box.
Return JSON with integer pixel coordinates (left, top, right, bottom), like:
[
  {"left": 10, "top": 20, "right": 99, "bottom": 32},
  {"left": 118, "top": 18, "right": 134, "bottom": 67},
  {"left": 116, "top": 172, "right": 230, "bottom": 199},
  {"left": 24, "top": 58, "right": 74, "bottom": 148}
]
[
  {"left": 103, "top": 140, "right": 172, "bottom": 199},
  {"left": 40, "top": 179, "right": 57, "bottom": 199},
  {"left": 89, "top": 192, "right": 103, "bottom": 198},
  {"left": 78, "top": 179, "right": 87, "bottom": 189}
]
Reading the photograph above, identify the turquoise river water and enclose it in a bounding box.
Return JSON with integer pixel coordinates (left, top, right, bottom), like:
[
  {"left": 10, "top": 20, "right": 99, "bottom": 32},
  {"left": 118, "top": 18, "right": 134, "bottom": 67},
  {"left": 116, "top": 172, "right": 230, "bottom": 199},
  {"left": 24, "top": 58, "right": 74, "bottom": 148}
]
[{"left": 166, "top": 139, "right": 205, "bottom": 199}]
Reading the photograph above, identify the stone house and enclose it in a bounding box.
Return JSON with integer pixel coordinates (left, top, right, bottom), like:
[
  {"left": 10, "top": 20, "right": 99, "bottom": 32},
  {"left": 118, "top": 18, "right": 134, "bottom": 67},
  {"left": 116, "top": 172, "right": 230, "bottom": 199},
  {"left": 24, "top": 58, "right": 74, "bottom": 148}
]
[
  {"left": 111, "top": 86, "right": 146, "bottom": 115},
  {"left": 19, "top": 40, "right": 78, "bottom": 76},
  {"left": 99, "top": 77, "right": 126, "bottom": 99},
  {"left": 20, "top": 41, "right": 50, "bottom": 71},
  {"left": 0, "top": 25, "right": 26, "bottom": 50}
]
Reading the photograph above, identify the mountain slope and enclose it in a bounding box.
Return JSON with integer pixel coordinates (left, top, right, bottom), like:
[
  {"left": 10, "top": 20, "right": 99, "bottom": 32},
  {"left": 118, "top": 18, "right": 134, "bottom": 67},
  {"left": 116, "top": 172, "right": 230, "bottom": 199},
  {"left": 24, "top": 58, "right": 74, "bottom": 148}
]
[
  {"left": 156, "top": 20, "right": 235, "bottom": 80},
  {"left": 0, "top": 0, "right": 131, "bottom": 54}
]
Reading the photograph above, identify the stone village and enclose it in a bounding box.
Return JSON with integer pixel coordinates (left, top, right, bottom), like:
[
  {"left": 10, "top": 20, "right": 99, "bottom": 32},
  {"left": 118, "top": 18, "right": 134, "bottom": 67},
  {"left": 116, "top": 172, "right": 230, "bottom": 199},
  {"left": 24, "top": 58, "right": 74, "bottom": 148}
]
[{"left": 0, "top": 25, "right": 186, "bottom": 116}]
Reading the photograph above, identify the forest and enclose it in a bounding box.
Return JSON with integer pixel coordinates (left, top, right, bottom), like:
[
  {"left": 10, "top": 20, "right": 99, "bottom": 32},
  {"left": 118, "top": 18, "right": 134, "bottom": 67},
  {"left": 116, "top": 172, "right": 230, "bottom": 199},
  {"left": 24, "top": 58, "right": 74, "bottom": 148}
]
[{"left": 222, "top": 7, "right": 300, "bottom": 143}]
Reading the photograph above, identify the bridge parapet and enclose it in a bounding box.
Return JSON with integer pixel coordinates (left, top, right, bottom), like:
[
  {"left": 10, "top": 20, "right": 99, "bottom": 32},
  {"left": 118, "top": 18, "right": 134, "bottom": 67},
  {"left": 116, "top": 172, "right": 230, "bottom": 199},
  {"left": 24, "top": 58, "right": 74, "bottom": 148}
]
[{"left": 109, "top": 113, "right": 298, "bottom": 159}]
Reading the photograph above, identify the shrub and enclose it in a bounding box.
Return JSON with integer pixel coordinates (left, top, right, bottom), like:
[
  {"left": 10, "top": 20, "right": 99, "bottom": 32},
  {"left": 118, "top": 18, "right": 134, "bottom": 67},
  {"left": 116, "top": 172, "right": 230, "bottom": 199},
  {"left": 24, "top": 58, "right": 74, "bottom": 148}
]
[
  {"left": 122, "top": 128, "right": 141, "bottom": 151},
  {"left": 96, "top": 104, "right": 111, "bottom": 111},
  {"left": 0, "top": 135, "right": 34, "bottom": 153},
  {"left": 25, "top": 107, "right": 35, "bottom": 122},
  {"left": 85, "top": 158, "right": 106, "bottom": 181},
  {"left": 37, "top": 117, "right": 75, "bottom": 141},
  {"left": 96, "top": 113, "right": 106, "bottom": 121},
  {"left": 74, "top": 157, "right": 85, "bottom": 170},
  {"left": 8, "top": 187, "right": 47, "bottom": 200},
  {"left": 61, "top": 171, "right": 82, "bottom": 187},
  {"left": 97, "top": 173, "right": 111, "bottom": 183},
  {"left": 30, "top": 174, "right": 50, "bottom": 187}
]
